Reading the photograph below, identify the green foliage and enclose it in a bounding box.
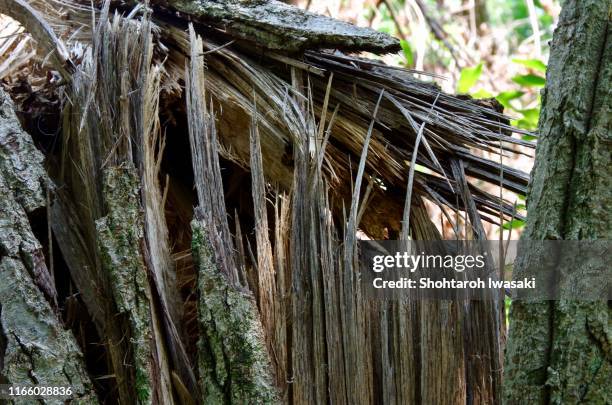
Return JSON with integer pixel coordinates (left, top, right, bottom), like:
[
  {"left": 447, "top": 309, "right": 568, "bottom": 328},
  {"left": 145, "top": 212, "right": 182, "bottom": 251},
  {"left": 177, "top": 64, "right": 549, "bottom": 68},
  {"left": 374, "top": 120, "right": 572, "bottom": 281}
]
[
  {"left": 506, "top": 59, "right": 546, "bottom": 137},
  {"left": 457, "top": 63, "right": 483, "bottom": 94},
  {"left": 505, "top": 296, "right": 512, "bottom": 328},
  {"left": 375, "top": 3, "right": 396, "bottom": 36},
  {"left": 472, "top": 89, "right": 493, "bottom": 99},
  {"left": 455, "top": 57, "right": 546, "bottom": 138},
  {"left": 495, "top": 90, "right": 524, "bottom": 109},
  {"left": 487, "top": 0, "right": 555, "bottom": 47},
  {"left": 512, "top": 58, "right": 547, "bottom": 72},
  {"left": 502, "top": 219, "right": 525, "bottom": 230},
  {"left": 512, "top": 108, "right": 540, "bottom": 131},
  {"left": 400, "top": 39, "right": 414, "bottom": 67},
  {"left": 512, "top": 74, "right": 546, "bottom": 87}
]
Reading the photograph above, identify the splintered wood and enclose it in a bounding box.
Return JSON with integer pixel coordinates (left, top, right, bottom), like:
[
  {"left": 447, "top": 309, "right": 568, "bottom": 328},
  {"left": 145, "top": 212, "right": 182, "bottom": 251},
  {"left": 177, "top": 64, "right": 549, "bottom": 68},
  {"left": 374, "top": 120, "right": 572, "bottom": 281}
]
[{"left": 0, "top": 0, "right": 536, "bottom": 403}]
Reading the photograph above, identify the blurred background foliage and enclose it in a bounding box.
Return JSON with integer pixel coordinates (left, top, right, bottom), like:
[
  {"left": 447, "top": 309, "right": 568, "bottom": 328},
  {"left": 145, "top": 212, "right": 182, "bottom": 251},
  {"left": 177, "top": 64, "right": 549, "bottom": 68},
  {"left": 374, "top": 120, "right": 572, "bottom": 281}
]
[{"left": 291, "top": 0, "right": 563, "bottom": 237}]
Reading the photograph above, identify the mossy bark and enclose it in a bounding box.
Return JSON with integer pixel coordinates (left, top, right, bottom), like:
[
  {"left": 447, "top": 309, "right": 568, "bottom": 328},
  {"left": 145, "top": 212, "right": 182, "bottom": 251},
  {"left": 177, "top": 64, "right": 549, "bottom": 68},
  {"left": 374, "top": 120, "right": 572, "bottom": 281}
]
[
  {"left": 503, "top": 1, "right": 611, "bottom": 404},
  {"left": 0, "top": 88, "right": 96, "bottom": 403},
  {"left": 192, "top": 218, "right": 277, "bottom": 404},
  {"left": 95, "top": 165, "right": 154, "bottom": 403}
]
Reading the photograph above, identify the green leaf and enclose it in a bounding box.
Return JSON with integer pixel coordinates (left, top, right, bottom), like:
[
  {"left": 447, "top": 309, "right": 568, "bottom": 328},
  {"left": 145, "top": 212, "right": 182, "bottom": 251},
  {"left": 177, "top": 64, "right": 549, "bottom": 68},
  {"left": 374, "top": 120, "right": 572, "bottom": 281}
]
[
  {"left": 512, "top": 74, "right": 546, "bottom": 87},
  {"left": 457, "top": 63, "right": 483, "bottom": 94},
  {"left": 400, "top": 40, "right": 414, "bottom": 67},
  {"left": 512, "top": 58, "right": 547, "bottom": 73},
  {"left": 515, "top": 108, "right": 540, "bottom": 130},
  {"left": 471, "top": 89, "right": 493, "bottom": 99},
  {"left": 520, "top": 108, "right": 539, "bottom": 121},
  {"left": 495, "top": 90, "right": 524, "bottom": 109},
  {"left": 522, "top": 134, "right": 538, "bottom": 141},
  {"left": 502, "top": 219, "right": 525, "bottom": 230},
  {"left": 377, "top": 23, "right": 394, "bottom": 35}
]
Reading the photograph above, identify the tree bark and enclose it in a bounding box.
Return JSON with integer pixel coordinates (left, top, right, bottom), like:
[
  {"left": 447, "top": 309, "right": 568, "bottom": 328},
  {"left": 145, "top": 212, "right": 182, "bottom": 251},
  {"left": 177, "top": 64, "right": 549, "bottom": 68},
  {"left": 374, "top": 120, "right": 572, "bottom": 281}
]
[
  {"left": 186, "top": 27, "right": 278, "bottom": 403},
  {"left": 157, "top": 0, "right": 400, "bottom": 53},
  {"left": 503, "top": 1, "right": 611, "bottom": 403},
  {"left": 0, "top": 88, "right": 96, "bottom": 402}
]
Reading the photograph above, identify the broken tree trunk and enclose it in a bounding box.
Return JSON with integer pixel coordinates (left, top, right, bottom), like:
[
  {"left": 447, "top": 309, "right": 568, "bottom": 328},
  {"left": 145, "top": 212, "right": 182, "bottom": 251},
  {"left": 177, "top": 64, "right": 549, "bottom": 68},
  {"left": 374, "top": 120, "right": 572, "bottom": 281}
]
[
  {"left": 186, "top": 27, "right": 277, "bottom": 403},
  {"left": 0, "top": 0, "right": 539, "bottom": 403},
  {"left": 191, "top": 217, "right": 277, "bottom": 403},
  {"left": 0, "top": 88, "right": 96, "bottom": 401},
  {"left": 49, "top": 7, "right": 196, "bottom": 403}
]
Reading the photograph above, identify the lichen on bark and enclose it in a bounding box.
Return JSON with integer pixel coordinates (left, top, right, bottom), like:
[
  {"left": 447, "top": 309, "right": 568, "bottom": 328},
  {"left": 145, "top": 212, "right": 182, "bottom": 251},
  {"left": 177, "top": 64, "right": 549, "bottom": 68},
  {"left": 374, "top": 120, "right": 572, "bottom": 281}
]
[
  {"left": 161, "top": 0, "right": 400, "bottom": 53},
  {"left": 0, "top": 258, "right": 97, "bottom": 404},
  {"left": 0, "top": 88, "right": 96, "bottom": 402},
  {"left": 95, "top": 165, "right": 154, "bottom": 403},
  {"left": 192, "top": 218, "right": 278, "bottom": 404}
]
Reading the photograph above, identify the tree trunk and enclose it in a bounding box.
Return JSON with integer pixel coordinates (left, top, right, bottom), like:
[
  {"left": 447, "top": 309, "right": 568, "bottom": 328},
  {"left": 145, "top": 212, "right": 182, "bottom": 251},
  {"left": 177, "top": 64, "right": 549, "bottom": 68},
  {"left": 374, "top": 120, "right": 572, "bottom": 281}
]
[
  {"left": 0, "top": 88, "right": 96, "bottom": 402},
  {"left": 503, "top": 1, "right": 611, "bottom": 403}
]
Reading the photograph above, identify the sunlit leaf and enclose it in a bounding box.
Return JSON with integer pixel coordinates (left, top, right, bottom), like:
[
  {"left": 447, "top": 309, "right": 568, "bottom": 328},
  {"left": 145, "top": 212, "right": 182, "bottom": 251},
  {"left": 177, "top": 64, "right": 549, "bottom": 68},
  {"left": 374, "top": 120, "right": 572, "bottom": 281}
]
[
  {"left": 457, "top": 63, "right": 483, "bottom": 94},
  {"left": 502, "top": 219, "right": 525, "bottom": 230},
  {"left": 377, "top": 23, "right": 394, "bottom": 35},
  {"left": 512, "top": 108, "right": 539, "bottom": 132},
  {"left": 495, "top": 90, "right": 524, "bottom": 109},
  {"left": 512, "top": 74, "right": 545, "bottom": 87},
  {"left": 520, "top": 108, "right": 539, "bottom": 121},
  {"left": 522, "top": 134, "right": 538, "bottom": 141},
  {"left": 517, "top": 108, "right": 540, "bottom": 129},
  {"left": 400, "top": 40, "right": 414, "bottom": 67},
  {"left": 471, "top": 89, "right": 493, "bottom": 99},
  {"left": 512, "top": 58, "right": 547, "bottom": 73},
  {"left": 512, "top": 119, "right": 535, "bottom": 131}
]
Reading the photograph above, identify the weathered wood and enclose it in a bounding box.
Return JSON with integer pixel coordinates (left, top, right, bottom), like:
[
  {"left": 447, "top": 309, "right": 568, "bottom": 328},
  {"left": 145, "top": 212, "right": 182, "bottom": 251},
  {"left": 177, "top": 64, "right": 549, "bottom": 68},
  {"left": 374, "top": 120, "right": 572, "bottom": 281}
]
[
  {"left": 504, "top": 1, "right": 611, "bottom": 403},
  {"left": 192, "top": 217, "right": 278, "bottom": 404},
  {"left": 49, "top": 8, "right": 197, "bottom": 403},
  {"left": 0, "top": 89, "right": 57, "bottom": 307},
  {"left": 250, "top": 118, "right": 286, "bottom": 392},
  {"left": 95, "top": 166, "right": 155, "bottom": 403},
  {"left": 2, "top": 1, "right": 543, "bottom": 403},
  {"left": 0, "top": 0, "right": 74, "bottom": 78},
  {"left": 0, "top": 258, "right": 97, "bottom": 403},
  {"left": 159, "top": 0, "right": 400, "bottom": 53},
  {"left": 0, "top": 88, "right": 95, "bottom": 401},
  {"left": 186, "top": 26, "right": 277, "bottom": 403}
]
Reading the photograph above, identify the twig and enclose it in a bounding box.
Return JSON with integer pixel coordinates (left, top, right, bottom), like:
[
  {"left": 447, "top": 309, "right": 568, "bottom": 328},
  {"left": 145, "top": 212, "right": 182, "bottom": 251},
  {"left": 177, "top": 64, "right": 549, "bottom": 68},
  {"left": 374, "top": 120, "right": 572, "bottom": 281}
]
[
  {"left": 381, "top": 0, "right": 408, "bottom": 42},
  {"left": 468, "top": 0, "right": 477, "bottom": 40},
  {"left": 413, "top": 0, "right": 462, "bottom": 68},
  {"left": 525, "top": 0, "right": 542, "bottom": 58},
  {"left": 200, "top": 39, "right": 235, "bottom": 55}
]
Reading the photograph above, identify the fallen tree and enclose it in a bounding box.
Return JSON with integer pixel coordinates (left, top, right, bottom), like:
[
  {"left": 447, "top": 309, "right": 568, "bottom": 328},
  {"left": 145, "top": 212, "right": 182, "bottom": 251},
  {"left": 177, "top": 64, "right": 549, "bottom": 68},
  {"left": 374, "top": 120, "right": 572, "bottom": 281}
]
[{"left": 0, "top": 0, "right": 535, "bottom": 403}]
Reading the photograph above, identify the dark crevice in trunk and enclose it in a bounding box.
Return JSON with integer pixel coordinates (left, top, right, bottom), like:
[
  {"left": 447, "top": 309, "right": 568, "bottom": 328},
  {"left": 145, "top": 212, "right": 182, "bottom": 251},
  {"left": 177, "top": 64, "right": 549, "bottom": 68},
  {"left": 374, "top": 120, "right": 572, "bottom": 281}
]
[
  {"left": 5, "top": 81, "right": 112, "bottom": 402},
  {"left": 159, "top": 94, "right": 198, "bottom": 368},
  {"left": 584, "top": 19, "right": 609, "bottom": 135},
  {"left": 51, "top": 232, "right": 114, "bottom": 404},
  {"left": 160, "top": 96, "right": 265, "bottom": 371}
]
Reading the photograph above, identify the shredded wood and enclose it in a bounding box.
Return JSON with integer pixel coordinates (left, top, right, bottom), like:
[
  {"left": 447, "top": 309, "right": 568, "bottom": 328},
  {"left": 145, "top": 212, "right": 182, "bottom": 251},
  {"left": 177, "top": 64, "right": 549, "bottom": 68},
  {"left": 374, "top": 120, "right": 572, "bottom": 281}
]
[{"left": 0, "top": 0, "right": 535, "bottom": 403}]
